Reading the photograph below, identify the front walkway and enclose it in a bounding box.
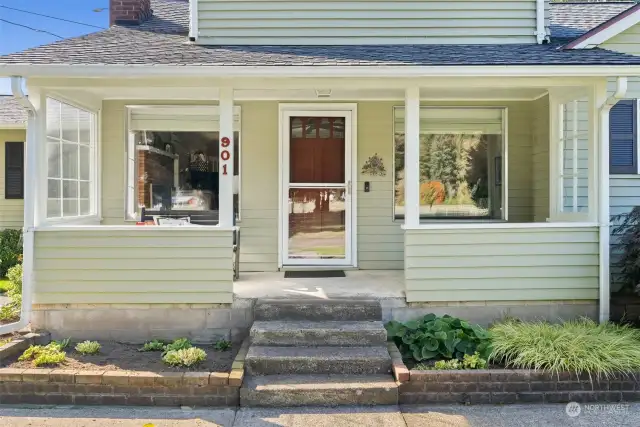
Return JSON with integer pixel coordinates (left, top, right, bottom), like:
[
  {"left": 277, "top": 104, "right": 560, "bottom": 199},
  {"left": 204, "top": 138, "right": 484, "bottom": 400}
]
[
  {"left": 234, "top": 270, "right": 405, "bottom": 300},
  {"left": 0, "top": 403, "right": 636, "bottom": 426}
]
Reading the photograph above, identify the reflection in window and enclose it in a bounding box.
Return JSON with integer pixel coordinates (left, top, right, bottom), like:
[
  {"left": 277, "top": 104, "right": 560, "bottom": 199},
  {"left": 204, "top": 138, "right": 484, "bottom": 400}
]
[
  {"left": 128, "top": 131, "right": 240, "bottom": 225},
  {"left": 394, "top": 107, "right": 505, "bottom": 220}
]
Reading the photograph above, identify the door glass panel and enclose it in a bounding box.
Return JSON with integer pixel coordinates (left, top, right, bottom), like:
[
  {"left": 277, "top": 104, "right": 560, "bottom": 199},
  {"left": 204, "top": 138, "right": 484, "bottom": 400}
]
[
  {"left": 288, "top": 188, "right": 345, "bottom": 259},
  {"left": 290, "top": 117, "right": 345, "bottom": 184},
  {"left": 319, "top": 118, "right": 331, "bottom": 138}
]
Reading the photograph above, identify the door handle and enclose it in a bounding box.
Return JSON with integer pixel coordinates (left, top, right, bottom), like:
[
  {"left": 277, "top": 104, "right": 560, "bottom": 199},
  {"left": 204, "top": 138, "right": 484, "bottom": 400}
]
[{"left": 347, "top": 180, "right": 352, "bottom": 195}]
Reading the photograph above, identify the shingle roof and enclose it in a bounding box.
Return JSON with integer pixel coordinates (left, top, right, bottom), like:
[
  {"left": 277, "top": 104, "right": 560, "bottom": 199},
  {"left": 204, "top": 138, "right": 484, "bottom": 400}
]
[
  {"left": 550, "top": 2, "right": 636, "bottom": 39},
  {"left": 0, "top": 96, "right": 27, "bottom": 127},
  {"left": 2, "top": 0, "right": 640, "bottom": 67}
]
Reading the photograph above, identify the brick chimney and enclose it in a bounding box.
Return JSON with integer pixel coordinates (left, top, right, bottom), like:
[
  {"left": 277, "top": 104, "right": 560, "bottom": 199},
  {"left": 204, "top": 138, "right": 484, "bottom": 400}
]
[{"left": 110, "top": 0, "right": 153, "bottom": 26}]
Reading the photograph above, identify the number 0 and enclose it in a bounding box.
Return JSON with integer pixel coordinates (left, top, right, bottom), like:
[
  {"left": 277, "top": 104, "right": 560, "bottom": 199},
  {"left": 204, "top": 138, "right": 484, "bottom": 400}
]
[{"left": 221, "top": 150, "right": 230, "bottom": 161}]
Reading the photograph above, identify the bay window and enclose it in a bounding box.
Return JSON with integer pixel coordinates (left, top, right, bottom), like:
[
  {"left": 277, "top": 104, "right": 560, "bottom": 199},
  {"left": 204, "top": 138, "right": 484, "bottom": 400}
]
[
  {"left": 394, "top": 107, "right": 506, "bottom": 220},
  {"left": 46, "top": 98, "right": 97, "bottom": 219}
]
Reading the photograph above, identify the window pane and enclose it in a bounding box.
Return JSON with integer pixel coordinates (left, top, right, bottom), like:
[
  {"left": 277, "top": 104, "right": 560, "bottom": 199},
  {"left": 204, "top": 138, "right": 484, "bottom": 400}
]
[
  {"left": 61, "top": 103, "right": 79, "bottom": 142},
  {"left": 48, "top": 179, "right": 61, "bottom": 198},
  {"left": 47, "top": 140, "right": 60, "bottom": 178},
  {"left": 47, "top": 199, "right": 61, "bottom": 218},
  {"left": 63, "top": 199, "right": 78, "bottom": 217},
  {"left": 63, "top": 180, "right": 78, "bottom": 198},
  {"left": 62, "top": 143, "right": 79, "bottom": 179},
  {"left": 305, "top": 119, "right": 317, "bottom": 138},
  {"left": 80, "top": 181, "right": 90, "bottom": 199},
  {"left": 46, "top": 99, "right": 61, "bottom": 139},
  {"left": 333, "top": 118, "right": 345, "bottom": 138},
  {"left": 79, "top": 110, "right": 91, "bottom": 144},
  {"left": 79, "top": 146, "right": 90, "bottom": 180},
  {"left": 319, "top": 118, "right": 331, "bottom": 138},
  {"left": 79, "top": 199, "right": 90, "bottom": 215},
  {"left": 395, "top": 107, "right": 504, "bottom": 220},
  {"left": 291, "top": 118, "right": 303, "bottom": 138}
]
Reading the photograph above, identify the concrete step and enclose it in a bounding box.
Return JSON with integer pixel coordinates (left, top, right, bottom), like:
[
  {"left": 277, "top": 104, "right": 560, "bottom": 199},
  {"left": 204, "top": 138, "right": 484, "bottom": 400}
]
[
  {"left": 254, "top": 299, "right": 382, "bottom": 322},
  {"left": 240, "top": 374, "right": 398, "bottom": 407},
  {"left": 245, "top": 345, "right": 392, "bottom": 375},
  {"left": 250, "top": 320, "right": 388, "bottom": 347}
]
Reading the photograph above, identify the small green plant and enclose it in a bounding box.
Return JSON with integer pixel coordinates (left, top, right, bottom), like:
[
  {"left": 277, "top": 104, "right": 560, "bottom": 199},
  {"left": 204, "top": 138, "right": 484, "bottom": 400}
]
[
  {"left": 162, "top": 347, "right": 207, "bottom": 367},
  {"left": 162, "top": 338, "right": 192, "bottom": 354},
  {"left": 0, "top": 264, "right": 22, "bottom": 322},
  {"left": 75, "top": 340, "right": 101, "bottom": 355},
  {"left": 214, "top": 339, "right": 232, "bottom": 351},
  {"left": 19, "top": 343, "right": 66, "bottom": 367},
  {"left": 385, "top": 313, "right": 492, "bottom": 363},
  {"left": 0, "top": 229, "right": 22, "bottom": 277},
  {"left": 434, "top": 359, "right": 460, "bottom": 370},
  {"left": 52, "top": 338, "right": 71, "bottom": 350},
  {"left": 490, "top": 318, "right": 640, "bottom": 380},
  {"left": 462, "top": 352, "right": 487, "bottom": 369},
  {"left": 139, "top": 339, "right": 167, "bottom": 352}
]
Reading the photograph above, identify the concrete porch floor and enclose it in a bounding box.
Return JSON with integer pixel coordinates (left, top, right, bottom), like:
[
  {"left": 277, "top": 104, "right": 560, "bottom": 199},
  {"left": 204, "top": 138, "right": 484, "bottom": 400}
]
[{"left": 234, "top": 270, "right": 405, "bottom": 300}]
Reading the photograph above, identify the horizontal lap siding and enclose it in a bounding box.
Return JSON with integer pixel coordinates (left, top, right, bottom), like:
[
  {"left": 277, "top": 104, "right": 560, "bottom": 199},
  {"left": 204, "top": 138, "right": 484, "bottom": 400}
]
[
  {"left": 602, "top": 24, "right": 640, "bottom": 55},
  {"left": 0, "top": 132, "right": 25, "bottom": 229},
  {"left": 33, "top": 229, "right": 234, "bottom": 303},
  {"left": 404, "top": 227, "right": 599, "bottom": 302},
  {"left": 198, "top": 0, "right": 541, "bottom": 45}
]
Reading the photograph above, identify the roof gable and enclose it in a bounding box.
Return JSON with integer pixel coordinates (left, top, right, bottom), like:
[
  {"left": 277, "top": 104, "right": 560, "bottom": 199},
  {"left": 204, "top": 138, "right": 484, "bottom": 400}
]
[{"left": 564, "top": 3, "right": 640, "bottom": 49}]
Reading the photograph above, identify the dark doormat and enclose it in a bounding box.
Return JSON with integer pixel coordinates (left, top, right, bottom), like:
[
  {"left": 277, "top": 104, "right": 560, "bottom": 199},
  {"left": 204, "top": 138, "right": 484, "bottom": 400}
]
[{"left": 284, "top": 270, "right": 346, "bottom": 278}]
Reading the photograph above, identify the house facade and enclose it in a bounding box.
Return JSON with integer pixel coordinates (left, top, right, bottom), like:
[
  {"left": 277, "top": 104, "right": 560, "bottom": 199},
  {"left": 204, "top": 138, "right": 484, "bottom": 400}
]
[
  {"left": 0, "top": 96, "right": 26, "bottom": 230},
  {"left": 1, "top": 0, "right": 640, "bottom": 341}
]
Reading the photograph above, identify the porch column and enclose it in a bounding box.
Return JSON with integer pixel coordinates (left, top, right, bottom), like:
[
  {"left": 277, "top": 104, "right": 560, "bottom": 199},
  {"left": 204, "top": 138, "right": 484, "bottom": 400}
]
[
  {"left": 404, "top": 87, "right": 420, "bottom": 227},
  {"left": 218, "top": 88, "right": 235, "bottom": 228}
]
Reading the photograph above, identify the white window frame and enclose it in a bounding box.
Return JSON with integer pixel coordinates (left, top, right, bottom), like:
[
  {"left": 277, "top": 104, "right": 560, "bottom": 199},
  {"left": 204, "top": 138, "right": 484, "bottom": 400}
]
[
  {"left": 392, "top": 105, "right": 508, "bottom": 222},
  {"left": 124, "top": 105, "right": 242, "bottom": 222},
  {"left": 43, "top": 96, "right": 99, "bottom": 224}
]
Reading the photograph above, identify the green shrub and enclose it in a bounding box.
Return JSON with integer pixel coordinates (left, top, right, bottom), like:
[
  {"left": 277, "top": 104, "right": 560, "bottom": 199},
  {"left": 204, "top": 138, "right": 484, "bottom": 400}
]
[
  {"left": 0, "top": 264, "right": 22, "bottom": 322},
  {"left": 162, "top": 338, "right": 192, "bottom": 355},
  {"left": 462, "top": 352, "right": 488, "bottom": 369},
  {"left": 162, "top": 347, "right": 207, "bottom": 367},
  {"left": 18, "top": 343, "right": 66, "bottom": 367},
  {"left": 386, "top": 314, "right": 492, "bottom": 363},
  {"left": 434, "top": 359, "right": 460, "bottom": 370},
  {"left": 490, "top": 318, "right": 640, "bottom": 380},
  {"left": 0, "top": 229, "right": 21, "bottom": 277},
  {"left": 415, "top": 353, "right": 488, "bottom": 371},
  {"left": 139, "top": 339, "right": 167, "bottom": 352},
  {"left": 214, "top": 339, "right": 232, "bottom": 351},
  {"left": 75, "top": 340, "right": 101, "bottom": 355}
]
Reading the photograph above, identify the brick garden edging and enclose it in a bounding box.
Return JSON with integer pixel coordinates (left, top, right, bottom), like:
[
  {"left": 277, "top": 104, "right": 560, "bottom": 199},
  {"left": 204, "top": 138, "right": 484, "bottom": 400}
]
[
  {"left": 0, "top": 336, "right": 253, "bottom": 407},
  {"left": 389, "top": 343, "right": 640, "bottom": 405}
]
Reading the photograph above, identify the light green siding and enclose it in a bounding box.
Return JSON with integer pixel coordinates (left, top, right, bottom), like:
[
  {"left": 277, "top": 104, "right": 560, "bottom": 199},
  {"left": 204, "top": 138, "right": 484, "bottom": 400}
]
[
  {"left": 404, "top": 227, "right": 599, "bottom": 302},
  {"left": 0, "top": 130, "right": 25, "bottom": 229},
  {"left": 33, "top": 229, "right": 234, "bottom": 304},
  {"left": 602, "top": 23, "right": 640, "bottom": 55},
  {"left": 197, "top": 0, "right": 548, "bottom": 45},
  {"left": 532, "top": 95, "right": 549, "bottom": 222}
]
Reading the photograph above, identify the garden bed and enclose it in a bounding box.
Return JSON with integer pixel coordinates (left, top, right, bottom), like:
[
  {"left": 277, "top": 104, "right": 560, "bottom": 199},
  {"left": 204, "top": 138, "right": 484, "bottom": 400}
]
[{"left": 1, "top": 340, "right": 239, "bottom": 373}]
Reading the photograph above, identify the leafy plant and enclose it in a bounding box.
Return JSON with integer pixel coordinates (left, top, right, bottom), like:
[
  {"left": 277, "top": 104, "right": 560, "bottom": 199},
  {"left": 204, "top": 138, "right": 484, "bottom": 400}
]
[
  {"left": 139, "top": 339, "right": 167, "bottom": 352},
  {"left": 612, "top": 207, "right": 640, "bottom": 294},
  {"left": 0, "top": 229, "right": 22, "bottom": 277},
  {"left": 415, "top": 353, "right": 487, "bottom": 371},
  {"left": 462, "top": 352, "right": 487, "bottom": 369},
  {"left": 0, "top": 264, "right": 22, "bottom": 322},
  {"left": 385, "top": 314, "right": 492, "bottom": 363},
  {"left": 162, "top": 347, "right": 207, "bottom": 367},
  {"left": 214, "top": 339, "right": 232, "bottom": 351},
  {"left": 52, "top": 338, "right": 71, "bottom": 350},
  {"left": 75, "top": 340, "right": 101, "bottom": 355},
  {"left": 162, "top": 338, "right": 192, "bottom": 355},
  {"left": 490, "top": 318, "right": 640, "bottom": 381},
  {"left": 434, "top": 359, "right": 460, "bottom": 370},
  {"left": 19, "top": 343, "right": 66, "bottom": 367}
]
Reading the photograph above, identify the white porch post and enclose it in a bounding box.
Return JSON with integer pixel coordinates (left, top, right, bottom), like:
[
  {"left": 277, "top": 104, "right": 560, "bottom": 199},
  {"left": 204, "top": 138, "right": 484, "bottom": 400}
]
[
  {"left": 404, "top": 87, "right": 420, "bottom": 227},
  {"left": 218, "top": 88, "right": 235, "bottom": 228}
]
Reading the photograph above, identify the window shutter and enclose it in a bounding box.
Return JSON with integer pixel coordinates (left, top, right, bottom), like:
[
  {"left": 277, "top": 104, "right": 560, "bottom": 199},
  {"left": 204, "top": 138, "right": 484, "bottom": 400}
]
[
  {"left": 5, "top": 142, "right": 24, "bottom": 199},
  {"left": 610, "top": 100, "right": 637, "bottom": 174}
]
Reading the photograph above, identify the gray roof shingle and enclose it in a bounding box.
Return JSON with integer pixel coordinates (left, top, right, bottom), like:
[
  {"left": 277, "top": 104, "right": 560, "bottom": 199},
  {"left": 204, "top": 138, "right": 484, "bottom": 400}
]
[
  {"left": 550, "top": 2, "right": 636, "bottom": 39},
  {"left": 2, "top": 0, "right": 640, "bottom": 67},
  {"left": 0, "top": 96, "right": 27, "bottom": 127}
]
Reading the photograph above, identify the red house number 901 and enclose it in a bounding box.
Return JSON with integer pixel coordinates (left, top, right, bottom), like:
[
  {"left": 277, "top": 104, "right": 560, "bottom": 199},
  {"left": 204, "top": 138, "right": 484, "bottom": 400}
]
[{"left": 220, "top": 136, "right": 231, "bottom": 175}]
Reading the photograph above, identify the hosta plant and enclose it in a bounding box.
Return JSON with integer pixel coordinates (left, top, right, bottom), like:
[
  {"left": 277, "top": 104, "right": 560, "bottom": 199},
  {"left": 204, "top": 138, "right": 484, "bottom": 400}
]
[{"left": 386, "top": 313, "right": 492, "bottom": 363}]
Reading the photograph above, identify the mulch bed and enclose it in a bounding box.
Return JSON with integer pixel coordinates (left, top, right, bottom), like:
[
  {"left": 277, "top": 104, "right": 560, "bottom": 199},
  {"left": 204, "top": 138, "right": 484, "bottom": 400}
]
[{"left": 1, "top": 340, "right": 239, "bottom": 372}]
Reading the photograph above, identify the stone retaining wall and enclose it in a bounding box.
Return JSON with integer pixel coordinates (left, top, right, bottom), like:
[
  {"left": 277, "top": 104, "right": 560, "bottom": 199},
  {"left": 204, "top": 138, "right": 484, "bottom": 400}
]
[
  {"left": 0, "top": 369, "right": 241, "bottom": 406},
  {"left": 399, "top": 370, "right": 640, "bottom": 405}
]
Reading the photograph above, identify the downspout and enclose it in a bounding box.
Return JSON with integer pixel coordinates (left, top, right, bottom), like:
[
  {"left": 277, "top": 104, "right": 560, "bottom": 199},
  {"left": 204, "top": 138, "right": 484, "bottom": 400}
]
[
  {"left": 536, "top": 0, "right": 549, "bottom": 44},
  {"left": 0, "top": 77, "right": 36, "bottom": 335},
  {"left": 598, "top": 76, "right": 628, "bottom": 323}
]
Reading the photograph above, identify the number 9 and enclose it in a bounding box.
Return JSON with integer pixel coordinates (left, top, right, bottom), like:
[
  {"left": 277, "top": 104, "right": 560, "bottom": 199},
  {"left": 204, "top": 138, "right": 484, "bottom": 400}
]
[{"left": 221, "top": 137, "right": 230, "bottom": 147}]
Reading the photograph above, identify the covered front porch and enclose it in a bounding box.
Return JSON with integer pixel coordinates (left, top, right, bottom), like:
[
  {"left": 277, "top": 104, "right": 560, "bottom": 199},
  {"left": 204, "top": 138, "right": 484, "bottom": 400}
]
[{"left": 14, "top": 74, "right": 620, "bottom": 340}]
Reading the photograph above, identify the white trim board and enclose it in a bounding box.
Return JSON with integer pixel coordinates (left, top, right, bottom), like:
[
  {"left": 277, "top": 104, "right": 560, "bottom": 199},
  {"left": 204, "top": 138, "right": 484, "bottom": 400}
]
[{"left": 278, "top": 103, "right": 358, "bottom": 269}]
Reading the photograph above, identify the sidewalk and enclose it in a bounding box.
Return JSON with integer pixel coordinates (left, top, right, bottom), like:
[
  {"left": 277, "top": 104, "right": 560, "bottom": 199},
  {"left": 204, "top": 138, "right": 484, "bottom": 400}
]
[{"left": 0, "top": 403, "right": 636, "bottom": 427}]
